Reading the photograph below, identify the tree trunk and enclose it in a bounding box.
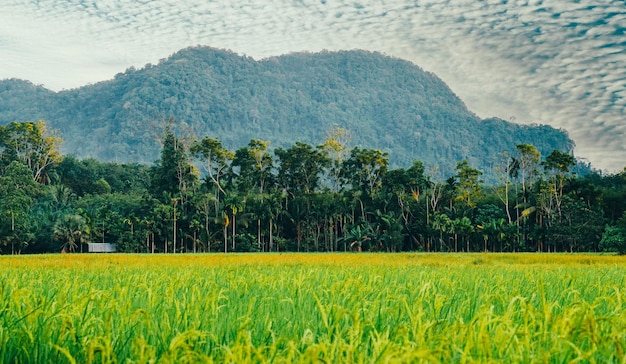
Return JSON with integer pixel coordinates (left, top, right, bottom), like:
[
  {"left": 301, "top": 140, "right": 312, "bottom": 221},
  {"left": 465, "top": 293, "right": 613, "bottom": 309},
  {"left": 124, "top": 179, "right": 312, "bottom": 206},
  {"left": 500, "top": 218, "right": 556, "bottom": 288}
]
[
  {"left": 269, "top": 218, "right": 273, "bottom": 252},
  {"left": 173, "top": 207, "right": 177, "bottom": 254},
  {"left": 231, "top": 214, "right": 236, "bottom": 251},
  {"left": 257, "top": 219, "right": 262, "bottom": 251},
  {"left": 224, "top": 224, "right": 228, "bottom": 253},
  {"left": 297, "top": 222, "right": 302, "bottom": 252},
  {"left": 205, "top": 207, "right": 211, "bottom": 252}
]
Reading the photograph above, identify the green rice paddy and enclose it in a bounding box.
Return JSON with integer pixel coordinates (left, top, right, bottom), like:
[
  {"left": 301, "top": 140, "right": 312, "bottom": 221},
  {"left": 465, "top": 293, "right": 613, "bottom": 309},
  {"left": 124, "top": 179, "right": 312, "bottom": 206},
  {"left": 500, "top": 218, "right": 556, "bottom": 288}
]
[{"left": 1, "top": 253, "right": 625, "bottom": 363}]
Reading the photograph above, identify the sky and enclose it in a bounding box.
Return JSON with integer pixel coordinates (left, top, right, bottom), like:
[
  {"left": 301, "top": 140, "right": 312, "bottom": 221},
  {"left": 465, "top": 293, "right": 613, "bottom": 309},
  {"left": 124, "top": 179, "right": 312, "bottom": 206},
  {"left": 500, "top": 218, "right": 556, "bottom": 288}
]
[{"left": 0, "top": 0, "right": 624, "bottom": 172}]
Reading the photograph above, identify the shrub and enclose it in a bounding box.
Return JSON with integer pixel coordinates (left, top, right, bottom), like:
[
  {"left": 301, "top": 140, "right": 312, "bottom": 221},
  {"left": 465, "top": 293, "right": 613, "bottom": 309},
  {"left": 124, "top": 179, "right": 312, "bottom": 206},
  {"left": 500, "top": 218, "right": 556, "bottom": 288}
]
[{"left": 599, "top": 225, "right": 626, "bottom": 254}]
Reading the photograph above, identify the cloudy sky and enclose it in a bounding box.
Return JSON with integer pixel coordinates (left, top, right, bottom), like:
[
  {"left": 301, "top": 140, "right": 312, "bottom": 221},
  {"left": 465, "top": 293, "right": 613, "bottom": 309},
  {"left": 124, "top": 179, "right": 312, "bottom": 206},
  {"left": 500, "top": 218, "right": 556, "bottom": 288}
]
[{"left": 1, "top": 0, "right": 624, "bottom": 172}]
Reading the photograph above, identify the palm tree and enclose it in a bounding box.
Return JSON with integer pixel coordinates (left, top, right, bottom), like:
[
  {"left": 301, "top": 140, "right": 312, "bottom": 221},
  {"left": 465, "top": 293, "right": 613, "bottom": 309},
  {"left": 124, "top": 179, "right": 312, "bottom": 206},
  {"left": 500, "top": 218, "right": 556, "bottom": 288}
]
[
  {"left": 455, "top": 216, "right": 474, "bottom": 252},
  {"left": 223, "top": 192, "right": 244, "bottom": 251},
  {"left": 54, "top": 213, "right": 89, "bottom": 253},
  {"left": 48, "top": 184, "right": 76, "bottom": 214},
  {"left": 432, "top": 213, "right": 451, "bottom": 252},
  {"left": 189, "top": 218, "right": 201, "bottom": 253}
]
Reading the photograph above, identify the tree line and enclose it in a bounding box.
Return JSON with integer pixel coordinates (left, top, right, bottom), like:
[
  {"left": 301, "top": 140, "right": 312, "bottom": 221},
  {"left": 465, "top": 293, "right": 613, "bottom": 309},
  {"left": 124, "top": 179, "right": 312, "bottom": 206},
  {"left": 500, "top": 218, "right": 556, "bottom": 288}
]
[{"left": 1, "top": 120, "right": 625, "bottom": 254}]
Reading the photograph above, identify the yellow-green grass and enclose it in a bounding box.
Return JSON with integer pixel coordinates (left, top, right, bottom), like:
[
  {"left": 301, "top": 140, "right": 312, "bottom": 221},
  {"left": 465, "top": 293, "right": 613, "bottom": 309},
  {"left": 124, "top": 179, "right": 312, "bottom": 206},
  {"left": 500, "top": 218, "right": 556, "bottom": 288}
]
[{"left": 1, "top": 253, "right": 625, "bottom": 363}]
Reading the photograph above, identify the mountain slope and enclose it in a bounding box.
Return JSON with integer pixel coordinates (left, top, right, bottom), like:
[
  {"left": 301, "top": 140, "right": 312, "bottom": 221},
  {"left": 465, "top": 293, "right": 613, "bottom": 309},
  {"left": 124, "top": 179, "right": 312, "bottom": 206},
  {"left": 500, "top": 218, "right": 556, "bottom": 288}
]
[{"left": 0, "top": 46, "right": 576, "bottom": 178}]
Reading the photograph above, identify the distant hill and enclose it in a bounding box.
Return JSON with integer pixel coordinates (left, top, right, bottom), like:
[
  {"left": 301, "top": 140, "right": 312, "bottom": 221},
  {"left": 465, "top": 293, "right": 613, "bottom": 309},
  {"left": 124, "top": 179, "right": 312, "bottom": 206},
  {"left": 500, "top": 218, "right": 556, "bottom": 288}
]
[{"left": 0, "top": 46, "right": 577, "bottom": 179}]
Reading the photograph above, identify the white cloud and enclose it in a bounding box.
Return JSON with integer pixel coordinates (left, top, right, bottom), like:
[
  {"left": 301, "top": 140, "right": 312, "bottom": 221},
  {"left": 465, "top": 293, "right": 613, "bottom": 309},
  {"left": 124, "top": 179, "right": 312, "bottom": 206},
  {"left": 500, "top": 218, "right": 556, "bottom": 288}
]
[{"left": 0, "top": 0, "right": 624, "bottom": 171}]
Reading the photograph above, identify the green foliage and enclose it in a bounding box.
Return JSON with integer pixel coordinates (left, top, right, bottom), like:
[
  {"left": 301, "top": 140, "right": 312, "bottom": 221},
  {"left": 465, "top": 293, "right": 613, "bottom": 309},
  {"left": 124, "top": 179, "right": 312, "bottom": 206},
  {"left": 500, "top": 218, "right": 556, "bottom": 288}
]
[
  {"left": 341, "top": 147, "right": 389, "bottom": 196},
  {"left": 599, "top": 226, "right": 626, "bottom": 254},
  {"left": 149, "top": 123, "right": 197, "bottom": 200},
  {"left": 230, "top": 139, "right": 273, "bottom": 194},
  {"left": 190, "top": 136, "right": 233, "bottom": 195},
  {"left": 543, "top": 149, "right": 576, "bottom": 173},
  {"left": 454, "top": 160, "right": 483, "bottom": 208},
  {"left": 0, "top": 120, "right": 618, "bottom": 255},
  {"left": 53, "top": 213, "right": 89, "bottom": 253},
  {"left": 0, "top": 161, "right": 40, "bottom": 253},
  {"left": 0, "top": 120, "right": 62, "bottom": 183},
  {"left": 0, "top": 47, "right": 579, "bottom": 180},
  {"left": 275, "top": 142, "right": 330, "bottom": 195}
]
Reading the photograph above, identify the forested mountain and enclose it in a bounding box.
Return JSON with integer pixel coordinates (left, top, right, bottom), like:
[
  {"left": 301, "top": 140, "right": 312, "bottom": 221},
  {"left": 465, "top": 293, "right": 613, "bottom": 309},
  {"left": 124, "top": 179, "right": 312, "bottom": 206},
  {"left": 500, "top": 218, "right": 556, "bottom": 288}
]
[{"left": 0, "top": 46, "right": 577, "bottom": 178}]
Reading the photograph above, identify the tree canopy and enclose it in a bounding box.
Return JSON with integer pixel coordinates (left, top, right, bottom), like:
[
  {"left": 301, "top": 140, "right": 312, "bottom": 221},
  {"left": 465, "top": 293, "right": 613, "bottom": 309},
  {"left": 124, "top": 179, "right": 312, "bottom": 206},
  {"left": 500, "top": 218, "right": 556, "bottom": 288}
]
[{"left": 0, "top": 120, "right": 619, "bottom": 255}]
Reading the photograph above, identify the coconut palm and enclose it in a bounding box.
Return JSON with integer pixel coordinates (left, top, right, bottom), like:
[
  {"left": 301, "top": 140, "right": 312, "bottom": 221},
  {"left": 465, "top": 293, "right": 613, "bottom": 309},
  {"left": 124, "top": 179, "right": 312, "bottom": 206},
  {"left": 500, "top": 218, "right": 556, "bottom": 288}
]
[{"left": 54, "top": 213, "right": 90, "bottom": 253}]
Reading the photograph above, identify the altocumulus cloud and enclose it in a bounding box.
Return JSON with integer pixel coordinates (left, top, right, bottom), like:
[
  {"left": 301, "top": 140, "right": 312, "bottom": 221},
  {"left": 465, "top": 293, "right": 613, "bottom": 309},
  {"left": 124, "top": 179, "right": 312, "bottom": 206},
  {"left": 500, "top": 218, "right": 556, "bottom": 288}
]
[{"left": 0, "top": 0, "right": 624, "bottom": 171}]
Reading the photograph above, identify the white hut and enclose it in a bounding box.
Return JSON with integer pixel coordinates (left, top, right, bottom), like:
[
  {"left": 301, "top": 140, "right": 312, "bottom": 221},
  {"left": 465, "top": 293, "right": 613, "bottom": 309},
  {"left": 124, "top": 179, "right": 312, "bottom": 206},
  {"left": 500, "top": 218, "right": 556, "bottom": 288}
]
[{"left": 87, "top": 243, "right": 117, "bottom": 253}]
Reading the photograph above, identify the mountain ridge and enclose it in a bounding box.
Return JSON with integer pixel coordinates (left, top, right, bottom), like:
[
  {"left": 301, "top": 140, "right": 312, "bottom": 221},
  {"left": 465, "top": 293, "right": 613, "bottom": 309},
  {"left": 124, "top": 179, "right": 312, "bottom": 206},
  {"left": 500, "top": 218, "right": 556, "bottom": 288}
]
[{"left": 0, "top": 46, "right": 578, "bottom": 179}]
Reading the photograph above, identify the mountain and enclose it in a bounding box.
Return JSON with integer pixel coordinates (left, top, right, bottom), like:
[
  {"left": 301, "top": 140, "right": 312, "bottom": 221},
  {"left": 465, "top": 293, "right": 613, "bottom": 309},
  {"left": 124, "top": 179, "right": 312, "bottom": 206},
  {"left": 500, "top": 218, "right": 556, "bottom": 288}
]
[{"left": 0, "top": 46, "right": 577, "bottom": 179}]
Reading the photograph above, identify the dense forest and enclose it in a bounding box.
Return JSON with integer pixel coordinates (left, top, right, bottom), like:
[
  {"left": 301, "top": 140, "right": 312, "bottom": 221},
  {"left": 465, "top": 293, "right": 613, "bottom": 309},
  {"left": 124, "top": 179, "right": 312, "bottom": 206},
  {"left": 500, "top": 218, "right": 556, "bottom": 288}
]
[
  {"left": 0, "top": 46, "right": 582, "bottom": 180},
  {"left": 1, "top": 120, "right": 624, "bottom": 255}
]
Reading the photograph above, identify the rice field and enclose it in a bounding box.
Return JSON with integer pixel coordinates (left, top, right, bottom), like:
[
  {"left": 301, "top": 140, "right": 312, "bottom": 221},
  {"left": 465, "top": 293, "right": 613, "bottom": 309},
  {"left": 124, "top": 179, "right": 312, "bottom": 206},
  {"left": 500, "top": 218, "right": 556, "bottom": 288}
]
[{"left": 1, "top": 253, "right": 626, "bottom": 363}]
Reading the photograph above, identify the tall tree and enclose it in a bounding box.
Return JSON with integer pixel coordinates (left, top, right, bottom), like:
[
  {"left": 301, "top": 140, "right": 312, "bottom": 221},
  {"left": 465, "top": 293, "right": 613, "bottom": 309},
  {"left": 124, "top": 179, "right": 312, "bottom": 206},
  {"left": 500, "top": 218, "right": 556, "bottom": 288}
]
[
  {"left": 341, "top": 147, "right": 389, "bottom": 203},
  {"left": 321, "top": 127, "right": 352, "bottom": 191},
  {"left": 150, "top": 125, "right": 198, "bottom": 200},
  {"left": 149, "top": 124, "right": 199, "bottom": 253},
  {"left": 510, "top": 143, "right": 541, "bottom": 249},
  {"left": 512, "top": 143, "right": 541, "bottom": 206},
  {"left": 493, "top": 151, "right": 515, "bottom": 224},
  {"left": 0, "top": 161, "right": 40, "bottom": 253},
  {"left": 380, "top": 161, "right": 429, "bottom": 250},
  {"left": 190, "top": 137, "right": 233, "bottom": 196},
  {"left": 228, "top": 140, "right": 273, "bottom": 251},
  {"left": 454, "top": 160, "right": 483, "bottom": 209},
  {"left": 275, "top": 142, "right": 331, "bottom": 251},
  {"left": 231, "top": 139, "right": 273, "bottom": 195},
  {"left": 542, "top": 149, "right": 576, "bottom": 218},
  {"left": 0, "top": 120, "right": 62, "bottom": 184},
  {"left": 275, "top": 142, "right": 330, "bottom": 196}
]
